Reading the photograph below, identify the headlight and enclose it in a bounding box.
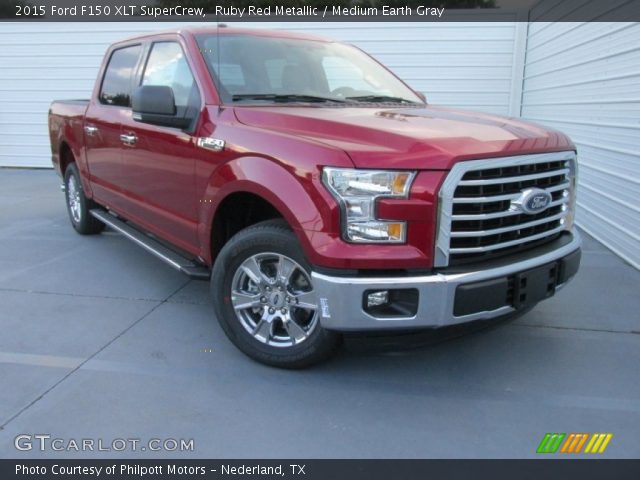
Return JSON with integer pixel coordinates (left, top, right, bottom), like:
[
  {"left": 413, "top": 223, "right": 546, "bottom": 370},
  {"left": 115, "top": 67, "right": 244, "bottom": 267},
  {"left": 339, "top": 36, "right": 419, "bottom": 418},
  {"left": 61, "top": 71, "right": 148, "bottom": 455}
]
[{"left": 322, "top": 168, "right": 416, "bottom": 243}]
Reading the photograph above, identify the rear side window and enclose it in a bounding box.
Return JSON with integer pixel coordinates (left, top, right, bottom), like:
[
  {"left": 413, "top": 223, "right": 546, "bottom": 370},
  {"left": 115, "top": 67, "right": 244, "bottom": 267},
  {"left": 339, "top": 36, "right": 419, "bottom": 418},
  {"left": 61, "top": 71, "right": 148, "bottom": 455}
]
[
  {"left": 100, "top": 45, "right": 142, "bottom": 107},
  {"left": 142, "top": 42, "right": 198, "bottom": 109}
]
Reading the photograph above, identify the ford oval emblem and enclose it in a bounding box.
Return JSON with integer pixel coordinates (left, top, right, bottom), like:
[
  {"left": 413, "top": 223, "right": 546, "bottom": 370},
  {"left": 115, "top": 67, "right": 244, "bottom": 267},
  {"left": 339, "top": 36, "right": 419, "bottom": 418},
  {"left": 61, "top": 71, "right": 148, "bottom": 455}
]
[{"left": 512, "top": 188, "right": 553, "bottom": 215}]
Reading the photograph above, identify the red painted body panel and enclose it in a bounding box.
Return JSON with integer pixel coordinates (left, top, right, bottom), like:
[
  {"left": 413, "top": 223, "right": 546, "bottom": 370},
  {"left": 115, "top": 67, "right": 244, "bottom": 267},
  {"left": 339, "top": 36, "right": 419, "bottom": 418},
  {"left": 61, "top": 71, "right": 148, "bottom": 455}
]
[
  {"left": 48, "top": 27, "right": 576, "bottom": 272},
  {"left": 118, "top": 112, "right": 200, "bottom": 250},
  {"left": 233, "top": 105, "right": 574, "bottom": 170},
  {"left": 84, "top": 104, "right": 128, "bottom": 205},
  {"left": 48, "top": 101, "right": 91, "bottom": 192}
]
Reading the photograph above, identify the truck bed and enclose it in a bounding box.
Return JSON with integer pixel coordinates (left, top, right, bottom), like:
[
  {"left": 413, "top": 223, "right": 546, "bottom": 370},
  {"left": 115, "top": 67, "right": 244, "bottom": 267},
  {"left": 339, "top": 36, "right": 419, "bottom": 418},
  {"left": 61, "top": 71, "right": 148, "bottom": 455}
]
[
  {"left": 49, "top": 99, "right": 90, "bottom": 118},
  {"left": 48, "top": 99, "right": 90, "bottom": 174}
]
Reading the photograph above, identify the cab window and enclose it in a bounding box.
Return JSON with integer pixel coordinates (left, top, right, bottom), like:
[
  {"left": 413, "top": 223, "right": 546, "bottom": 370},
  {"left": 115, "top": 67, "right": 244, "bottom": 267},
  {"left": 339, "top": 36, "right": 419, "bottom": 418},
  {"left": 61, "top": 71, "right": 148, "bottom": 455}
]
[{"left": 141, "top": 41, "right": 199, "bottom": 110}]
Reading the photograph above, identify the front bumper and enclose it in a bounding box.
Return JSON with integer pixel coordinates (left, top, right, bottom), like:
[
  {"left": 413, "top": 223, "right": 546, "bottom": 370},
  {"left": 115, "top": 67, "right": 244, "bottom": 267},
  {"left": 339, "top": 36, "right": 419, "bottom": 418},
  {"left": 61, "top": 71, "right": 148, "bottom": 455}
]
[{"left": 311, "top": 230, "right": 581, "bottom": 331}]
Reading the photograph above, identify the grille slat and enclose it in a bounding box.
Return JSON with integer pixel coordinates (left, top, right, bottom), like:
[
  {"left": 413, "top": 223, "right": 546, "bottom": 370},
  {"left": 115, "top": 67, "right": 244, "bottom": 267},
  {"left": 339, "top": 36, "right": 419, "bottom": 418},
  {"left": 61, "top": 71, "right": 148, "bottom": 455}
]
[
  {"left": 452, "top": 182, "right": 570, "bottom": 203},
  {"left": 451, "top": 211, "right": 567, "bottom": 238},
  {"left": 451, "top": 197, "right": 569, "bottom": 221},
  {"left": 449, "top": 225, "right": 566, "bottom": 254},
  {"left": 457, "top": 168, "right": 570, "bottom": 186},
  {"left": 435, "top": 152, "right": 577, "bottom": 266}
]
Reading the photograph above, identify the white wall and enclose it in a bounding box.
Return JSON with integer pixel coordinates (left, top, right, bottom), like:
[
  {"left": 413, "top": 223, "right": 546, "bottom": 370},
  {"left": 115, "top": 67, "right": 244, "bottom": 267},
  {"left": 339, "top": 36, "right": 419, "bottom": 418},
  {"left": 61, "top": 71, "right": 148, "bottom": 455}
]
[
  {"left": 0, "top": 23, "right": 182, "bottom": 168},
  {"left": 0, "top": 21, "right": 519, "bottom": 168},
  {"left": 521, "top": 21, "right": 640, "bottom": 269}
]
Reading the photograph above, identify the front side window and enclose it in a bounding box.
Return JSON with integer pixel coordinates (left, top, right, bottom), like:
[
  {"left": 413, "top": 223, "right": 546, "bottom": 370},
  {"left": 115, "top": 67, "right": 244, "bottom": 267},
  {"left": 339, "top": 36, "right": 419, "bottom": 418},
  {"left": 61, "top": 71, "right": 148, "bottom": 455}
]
[
  {"left": 196, "top": 34, "right": 422, "bottom": 105},
  {"left": 100, "top": 45, "right": 142, "bottom": 107},
  {"left": 142, "top": 42, "right": 198, "bottom": 109}
]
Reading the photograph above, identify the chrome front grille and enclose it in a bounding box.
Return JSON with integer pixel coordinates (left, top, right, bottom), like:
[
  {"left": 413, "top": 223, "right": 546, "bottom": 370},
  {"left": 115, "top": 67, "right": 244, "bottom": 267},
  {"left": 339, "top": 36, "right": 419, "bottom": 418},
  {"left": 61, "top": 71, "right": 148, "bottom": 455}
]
[{"left": 435, "top": 151, "right": 577, "bottom": 267}]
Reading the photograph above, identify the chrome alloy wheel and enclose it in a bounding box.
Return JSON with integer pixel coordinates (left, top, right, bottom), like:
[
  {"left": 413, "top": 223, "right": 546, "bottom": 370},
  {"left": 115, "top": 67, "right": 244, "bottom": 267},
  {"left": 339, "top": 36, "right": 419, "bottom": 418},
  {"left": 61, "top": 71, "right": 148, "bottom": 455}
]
[
  {"left": 67, "top": 174, "right": 82, "bottom": 223},
  {"left": 230, "top": 253, "right": 319, "bottom": 348}
]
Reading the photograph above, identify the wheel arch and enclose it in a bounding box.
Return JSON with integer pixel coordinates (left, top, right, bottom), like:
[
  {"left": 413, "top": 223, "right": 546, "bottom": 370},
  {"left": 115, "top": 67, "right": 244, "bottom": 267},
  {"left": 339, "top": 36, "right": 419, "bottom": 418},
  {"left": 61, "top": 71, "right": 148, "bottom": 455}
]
[
  {"left": 209, "top": 191, "right": 284, "bottom": 263},
  {"left": 59, "top": 141, "right": 74, "bottom": 175},
  {"left": 58, "top": 139, "right": 95, "bottom": 197},
  {"left": 199, "top": 156, "right": 336, "bottom": 265}
]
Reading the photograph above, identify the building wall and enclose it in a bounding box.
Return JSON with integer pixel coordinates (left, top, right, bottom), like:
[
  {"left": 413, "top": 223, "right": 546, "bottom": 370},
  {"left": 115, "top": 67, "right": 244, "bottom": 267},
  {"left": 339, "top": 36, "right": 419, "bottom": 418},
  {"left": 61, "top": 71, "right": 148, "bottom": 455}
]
[
  {"left": 520, "top": 21, "right": 640, "bottom": 268},
  {"left": 0, "top": 21, "right": 519, "bottom": 168}
]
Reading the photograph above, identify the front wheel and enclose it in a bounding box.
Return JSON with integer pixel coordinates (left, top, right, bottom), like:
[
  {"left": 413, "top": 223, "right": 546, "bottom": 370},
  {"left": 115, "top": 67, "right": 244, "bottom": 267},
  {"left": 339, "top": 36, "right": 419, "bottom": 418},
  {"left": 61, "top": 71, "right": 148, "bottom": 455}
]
[{"left": 211, "top": 220, "right": 341, "bottom": 368}]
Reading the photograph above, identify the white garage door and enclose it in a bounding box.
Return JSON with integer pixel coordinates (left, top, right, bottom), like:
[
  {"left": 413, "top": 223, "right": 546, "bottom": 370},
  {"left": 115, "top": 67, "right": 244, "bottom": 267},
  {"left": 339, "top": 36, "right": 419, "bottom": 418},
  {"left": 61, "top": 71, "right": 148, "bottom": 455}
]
[
  {"left": 521, "top": 21, "right": 640, "bottom": 269},
  {"left": 0, "top": 21, "right": 519, "bottom": 169}
]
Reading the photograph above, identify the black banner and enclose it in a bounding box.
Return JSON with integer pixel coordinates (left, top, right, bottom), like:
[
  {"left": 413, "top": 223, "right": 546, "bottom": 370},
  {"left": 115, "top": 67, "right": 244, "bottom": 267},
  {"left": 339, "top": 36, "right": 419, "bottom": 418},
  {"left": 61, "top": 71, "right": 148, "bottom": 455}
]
[
  {"left": 3, "top": 459, "right": 640, "bottom": 480},
  {"left": 2, "top": 0, "right": 640, "bottom": 22}
]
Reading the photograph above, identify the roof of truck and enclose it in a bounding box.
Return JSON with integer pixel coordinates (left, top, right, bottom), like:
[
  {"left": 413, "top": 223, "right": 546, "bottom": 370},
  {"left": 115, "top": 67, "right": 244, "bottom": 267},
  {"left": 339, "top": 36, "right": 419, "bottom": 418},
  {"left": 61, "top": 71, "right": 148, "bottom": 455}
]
[{"left": 116, "top": 26, "right": 334, "bottom": 44}]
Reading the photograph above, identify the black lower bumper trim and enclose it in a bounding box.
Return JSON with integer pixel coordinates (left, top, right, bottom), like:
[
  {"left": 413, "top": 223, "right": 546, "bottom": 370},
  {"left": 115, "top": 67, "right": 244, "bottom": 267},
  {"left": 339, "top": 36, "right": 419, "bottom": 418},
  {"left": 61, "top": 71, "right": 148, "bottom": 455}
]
[{"left": 453, "top": 247, "right": 581, "bottom": 317}]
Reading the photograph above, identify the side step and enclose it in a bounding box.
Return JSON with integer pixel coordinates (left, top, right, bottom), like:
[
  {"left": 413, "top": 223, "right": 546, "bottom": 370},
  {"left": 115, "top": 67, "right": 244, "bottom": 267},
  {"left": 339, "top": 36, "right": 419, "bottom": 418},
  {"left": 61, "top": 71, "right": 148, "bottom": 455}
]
[{"left": 90, "top": 209, "right": 210, "bottom": 280}]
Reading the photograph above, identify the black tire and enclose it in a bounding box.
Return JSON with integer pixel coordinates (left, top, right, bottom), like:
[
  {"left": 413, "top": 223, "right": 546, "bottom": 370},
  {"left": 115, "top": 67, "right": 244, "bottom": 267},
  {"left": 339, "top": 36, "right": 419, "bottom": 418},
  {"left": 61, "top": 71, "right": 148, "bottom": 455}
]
[
  {"left": 211, "top": 220, "right": 341, "bottom": 368},
  {"left": 64, "top": 163, "right": 105, "bottom": 235}
]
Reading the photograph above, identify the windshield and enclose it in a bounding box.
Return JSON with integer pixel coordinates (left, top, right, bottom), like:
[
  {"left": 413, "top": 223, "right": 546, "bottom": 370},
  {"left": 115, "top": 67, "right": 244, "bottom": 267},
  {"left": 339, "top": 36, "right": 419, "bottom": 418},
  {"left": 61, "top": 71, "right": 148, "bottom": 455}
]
[{"left": 196, "top": 34, "right": 423, "bottom": 105}]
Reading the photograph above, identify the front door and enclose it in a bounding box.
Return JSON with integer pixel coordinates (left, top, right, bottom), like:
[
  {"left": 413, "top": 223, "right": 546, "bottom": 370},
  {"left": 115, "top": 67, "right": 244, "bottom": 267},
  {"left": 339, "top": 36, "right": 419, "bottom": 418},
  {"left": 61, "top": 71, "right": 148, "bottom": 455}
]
[{"left": 118, "top": 40, "right": 202, "bottom": 253}]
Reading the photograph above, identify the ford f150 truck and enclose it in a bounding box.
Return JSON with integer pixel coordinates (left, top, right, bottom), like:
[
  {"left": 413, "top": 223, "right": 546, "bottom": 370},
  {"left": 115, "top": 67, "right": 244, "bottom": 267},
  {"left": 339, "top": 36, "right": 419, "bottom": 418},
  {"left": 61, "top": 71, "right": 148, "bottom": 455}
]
[{"left": 48, "top": 27, "right": 581, "bottom": 368}]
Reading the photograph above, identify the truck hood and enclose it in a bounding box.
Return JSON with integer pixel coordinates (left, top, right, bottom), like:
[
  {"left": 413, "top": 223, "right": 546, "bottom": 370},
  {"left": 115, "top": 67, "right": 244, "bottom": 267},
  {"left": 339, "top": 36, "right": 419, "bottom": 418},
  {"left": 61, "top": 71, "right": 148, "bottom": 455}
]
[{"left": 233, "top": 105, "right": 574, "bottom": 170}]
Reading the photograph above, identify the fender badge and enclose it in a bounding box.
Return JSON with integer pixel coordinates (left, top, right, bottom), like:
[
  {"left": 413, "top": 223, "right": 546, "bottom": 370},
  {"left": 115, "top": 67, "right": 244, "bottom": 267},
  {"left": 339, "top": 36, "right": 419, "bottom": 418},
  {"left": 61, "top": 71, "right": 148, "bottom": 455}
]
[{"left": 197, "top": 137, "right": 225, "bottom": 152}]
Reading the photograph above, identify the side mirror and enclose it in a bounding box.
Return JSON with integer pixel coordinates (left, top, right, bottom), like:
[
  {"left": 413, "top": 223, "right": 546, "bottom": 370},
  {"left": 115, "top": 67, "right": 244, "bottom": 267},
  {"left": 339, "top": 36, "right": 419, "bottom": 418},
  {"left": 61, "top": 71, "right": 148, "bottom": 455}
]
[{"left": 132, "top": 85, "right": 191, "bottom": 129}]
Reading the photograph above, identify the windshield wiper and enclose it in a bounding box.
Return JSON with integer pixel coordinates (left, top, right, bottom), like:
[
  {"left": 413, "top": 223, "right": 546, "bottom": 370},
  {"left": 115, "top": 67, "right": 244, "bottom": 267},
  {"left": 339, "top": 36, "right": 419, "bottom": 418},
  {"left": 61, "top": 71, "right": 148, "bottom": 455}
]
[
  {"left": 345, "top": 95, "right": 420, "bottom": 104},
  {"left": 232, "top": 94, "right": 346, "bottom": 104}
]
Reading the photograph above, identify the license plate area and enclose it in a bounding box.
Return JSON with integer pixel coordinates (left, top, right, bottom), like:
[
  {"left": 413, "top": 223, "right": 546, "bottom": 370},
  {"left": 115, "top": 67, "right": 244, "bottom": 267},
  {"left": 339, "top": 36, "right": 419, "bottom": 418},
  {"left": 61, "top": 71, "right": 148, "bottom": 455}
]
[{"left": 512, "top": 262, "right": 559, "bottom": 309}]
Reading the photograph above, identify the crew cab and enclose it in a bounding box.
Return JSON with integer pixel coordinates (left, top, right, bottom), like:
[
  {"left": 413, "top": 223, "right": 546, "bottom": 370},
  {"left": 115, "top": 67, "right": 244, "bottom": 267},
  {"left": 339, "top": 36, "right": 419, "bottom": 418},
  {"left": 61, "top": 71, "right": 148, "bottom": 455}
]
[{"left": 48, "top": 27, "right": 581, "bottom": 368}]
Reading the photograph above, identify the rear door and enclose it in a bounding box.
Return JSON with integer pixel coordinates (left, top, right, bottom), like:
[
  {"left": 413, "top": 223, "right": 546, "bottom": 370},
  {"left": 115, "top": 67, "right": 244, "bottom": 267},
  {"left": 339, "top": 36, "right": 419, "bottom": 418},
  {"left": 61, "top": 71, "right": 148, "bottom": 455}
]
[
  {"left": 84, "top": 43, "right": 143, "bottom": 211},
  {"left": 118, "top": 40, "right": 202, "bottom": 252}
]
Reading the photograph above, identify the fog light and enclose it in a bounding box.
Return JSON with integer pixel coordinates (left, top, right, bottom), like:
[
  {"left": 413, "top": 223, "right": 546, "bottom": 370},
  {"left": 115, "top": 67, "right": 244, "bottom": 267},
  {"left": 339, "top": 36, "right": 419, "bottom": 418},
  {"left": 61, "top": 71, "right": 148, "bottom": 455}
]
[
  {"left": 363, "top": 288, "right": 419, "bottom": 318},
  {"left": 366, "top": 290, "right": 389, "bottom": 308}
]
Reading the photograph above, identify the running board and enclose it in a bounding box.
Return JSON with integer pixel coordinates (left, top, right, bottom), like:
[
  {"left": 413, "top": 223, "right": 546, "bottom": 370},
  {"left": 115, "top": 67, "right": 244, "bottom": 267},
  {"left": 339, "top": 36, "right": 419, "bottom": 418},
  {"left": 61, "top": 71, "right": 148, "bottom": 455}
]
[{"left": 89, "top": 209, "right": 210, "bottom": 280}]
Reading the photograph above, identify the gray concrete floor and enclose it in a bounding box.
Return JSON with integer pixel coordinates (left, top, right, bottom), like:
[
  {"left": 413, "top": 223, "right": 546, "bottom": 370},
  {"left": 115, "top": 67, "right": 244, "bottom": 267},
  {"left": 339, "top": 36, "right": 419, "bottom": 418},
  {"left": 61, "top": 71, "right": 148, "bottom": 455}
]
[{"left": 0, "top": 169, "right": 639, "bottom": 459}]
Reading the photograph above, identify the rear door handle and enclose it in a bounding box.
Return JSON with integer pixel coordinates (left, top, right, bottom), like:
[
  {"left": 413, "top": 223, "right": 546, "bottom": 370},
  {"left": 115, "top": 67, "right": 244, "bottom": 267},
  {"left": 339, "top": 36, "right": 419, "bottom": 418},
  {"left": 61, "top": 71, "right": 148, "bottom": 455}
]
[
  {"left": 84, "top": 125, "right": 98, "bottom": 136},
  {"left": 120, "top": 133, "right": 137, "bottom": 146}
]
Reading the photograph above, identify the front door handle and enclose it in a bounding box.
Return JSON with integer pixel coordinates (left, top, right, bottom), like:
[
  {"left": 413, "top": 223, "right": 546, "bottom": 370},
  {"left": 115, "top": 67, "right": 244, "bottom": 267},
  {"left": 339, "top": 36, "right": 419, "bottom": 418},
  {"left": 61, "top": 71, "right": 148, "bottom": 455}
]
[
  {"left": 120, "top": 133, "right": 138, "bottom": 146},
  {"left": 84, "top": 125, "right": 98, "bottom": 136}
]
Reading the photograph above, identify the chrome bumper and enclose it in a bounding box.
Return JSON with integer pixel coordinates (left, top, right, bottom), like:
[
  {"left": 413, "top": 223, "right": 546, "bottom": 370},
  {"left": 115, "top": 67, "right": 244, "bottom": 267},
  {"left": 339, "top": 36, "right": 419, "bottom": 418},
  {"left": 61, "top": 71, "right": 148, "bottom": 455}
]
[{"left": 311, "top": 230, "right": 581, "bottom": 331}]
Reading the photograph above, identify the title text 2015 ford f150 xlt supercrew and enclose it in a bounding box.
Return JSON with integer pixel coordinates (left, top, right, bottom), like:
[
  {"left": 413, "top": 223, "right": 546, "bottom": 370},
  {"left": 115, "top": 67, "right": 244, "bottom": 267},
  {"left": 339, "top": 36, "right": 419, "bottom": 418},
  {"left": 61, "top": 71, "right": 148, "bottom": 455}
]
[{"left": 48, "top": 27, "right": 581, "bottom": 368}]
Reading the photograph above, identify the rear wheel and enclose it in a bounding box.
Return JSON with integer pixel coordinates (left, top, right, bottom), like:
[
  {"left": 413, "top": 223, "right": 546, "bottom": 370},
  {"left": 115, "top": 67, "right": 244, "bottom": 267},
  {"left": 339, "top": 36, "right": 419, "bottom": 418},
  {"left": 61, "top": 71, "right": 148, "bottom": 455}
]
[
  {"left": 211, "top": 220, "right": 341, "bottom": 368},
  {"left": 64, "top": 163, "right": 104, "bottom": 235}
]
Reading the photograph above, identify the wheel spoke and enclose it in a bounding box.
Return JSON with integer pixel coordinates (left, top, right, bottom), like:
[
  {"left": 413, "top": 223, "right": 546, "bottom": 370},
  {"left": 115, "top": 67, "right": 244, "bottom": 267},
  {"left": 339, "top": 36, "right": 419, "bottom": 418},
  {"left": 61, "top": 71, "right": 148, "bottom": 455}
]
[
  {"left": 231, "top": 291, "right": 262, "bottom": 311},
  {"left": 253, "top": 318, "right": 272, "bottom": 342},
  {"left": 284, "top": 318, "right": 308, "bottom": 344},
  {"left": 293, "top": 290, "right": 318, "bottom": 310},
  {"left": 277, "top": 254, "right": 296, "bottom": 285},
  {"left": 241, "top": 256, "right": 270, "bottom": 285},
  {"left": 232, "top": 252, "right": 319, "bottom": 347},
  {"left": 67, "top": 176, "right": 82, "bottom": 222}
]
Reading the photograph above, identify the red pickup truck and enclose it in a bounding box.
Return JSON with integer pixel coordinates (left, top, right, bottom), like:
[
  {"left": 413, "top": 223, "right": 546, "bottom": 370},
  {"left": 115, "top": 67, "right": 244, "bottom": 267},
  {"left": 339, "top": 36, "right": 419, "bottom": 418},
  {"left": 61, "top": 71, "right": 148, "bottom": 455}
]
[{"left": 48, "top": 27, "right": 581, "bottom": 368}]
